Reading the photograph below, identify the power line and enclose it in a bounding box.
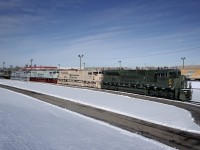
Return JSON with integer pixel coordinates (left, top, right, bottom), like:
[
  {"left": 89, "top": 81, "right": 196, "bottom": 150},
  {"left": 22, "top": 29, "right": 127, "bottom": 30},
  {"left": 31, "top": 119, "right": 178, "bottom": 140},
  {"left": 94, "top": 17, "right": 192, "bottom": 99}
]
[
  {"left": 23, "top": 46, "right": 200, "bottom": 66},
  {"left": 85, "top": 46, "right": 200, "bottom": 60}
]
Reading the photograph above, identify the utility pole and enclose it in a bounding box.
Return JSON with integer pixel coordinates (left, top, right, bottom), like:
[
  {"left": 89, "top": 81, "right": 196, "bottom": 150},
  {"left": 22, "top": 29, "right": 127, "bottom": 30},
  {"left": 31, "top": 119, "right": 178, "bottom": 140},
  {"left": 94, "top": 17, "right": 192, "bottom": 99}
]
[
  {"left": 118, "top": 60, "right": 121, "bottom": 70},
  {"left": 78, "top": 55, "right": 84, "bottom": 70},
  {"left": 181, "top": 57, "right": 185, "bottom": 69}
]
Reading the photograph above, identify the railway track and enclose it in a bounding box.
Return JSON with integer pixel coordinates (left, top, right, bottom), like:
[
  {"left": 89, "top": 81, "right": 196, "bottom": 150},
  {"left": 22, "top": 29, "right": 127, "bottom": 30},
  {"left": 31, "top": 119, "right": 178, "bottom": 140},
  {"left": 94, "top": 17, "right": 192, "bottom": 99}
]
[
  {"left": 0, "top": 84, "right": 200, "bottom": 150},
  {"left": 65, "top": 85, "right": 200, "bottom": 126},
  {"left": 190, "top": 101, "right": 200, "bottom": 106}
]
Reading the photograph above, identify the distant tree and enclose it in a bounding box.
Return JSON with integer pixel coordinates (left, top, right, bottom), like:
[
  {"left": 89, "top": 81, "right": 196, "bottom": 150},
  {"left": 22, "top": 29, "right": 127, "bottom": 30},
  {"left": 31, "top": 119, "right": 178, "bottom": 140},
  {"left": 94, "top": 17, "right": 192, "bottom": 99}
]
[{"left": 14, "top": 66, "right": 21, "bottom": 71}]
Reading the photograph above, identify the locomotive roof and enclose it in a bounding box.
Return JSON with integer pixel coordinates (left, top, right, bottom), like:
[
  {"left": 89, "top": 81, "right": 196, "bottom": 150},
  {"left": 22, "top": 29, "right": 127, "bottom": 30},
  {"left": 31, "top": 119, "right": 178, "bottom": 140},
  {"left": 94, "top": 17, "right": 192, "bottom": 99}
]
[
  {"left": 24, "top": 66, "right": 57, "bottom": 70},
  {"left": 104, "top": 68, "right": 180, "bottom": 72},
  {"left": 103, "top": 69, "right": 181, "bottom": 76},
  {"left": 156, "top": 69, "right": 180, "bottom": 73}
]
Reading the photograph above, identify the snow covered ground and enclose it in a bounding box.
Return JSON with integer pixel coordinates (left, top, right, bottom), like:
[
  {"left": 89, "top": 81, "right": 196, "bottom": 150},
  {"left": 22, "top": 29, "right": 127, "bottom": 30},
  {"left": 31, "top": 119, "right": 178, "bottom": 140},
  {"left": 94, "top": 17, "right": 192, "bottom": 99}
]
[
  {"left": 0, "top": 79, "right": 200, "bottom": 133},
  {"left": 191, "top": 81, "right": 200, "bottom": 89},
  {"left": 0, "top": 88, "right": 174, "bottom": 150},
  {"left": 191, "top": 81, "right": 200, "bottom": 102}
]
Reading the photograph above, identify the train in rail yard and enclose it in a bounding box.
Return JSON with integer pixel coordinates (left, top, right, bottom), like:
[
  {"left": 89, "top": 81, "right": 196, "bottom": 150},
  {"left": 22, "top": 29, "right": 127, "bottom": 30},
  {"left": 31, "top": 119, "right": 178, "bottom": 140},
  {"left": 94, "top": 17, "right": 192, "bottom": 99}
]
[
  {"left": 1, "top": 67, "right": 192, "bottom": 101},
  {"left": 102, "top": 69, "right": 191, "bottom": 101}
]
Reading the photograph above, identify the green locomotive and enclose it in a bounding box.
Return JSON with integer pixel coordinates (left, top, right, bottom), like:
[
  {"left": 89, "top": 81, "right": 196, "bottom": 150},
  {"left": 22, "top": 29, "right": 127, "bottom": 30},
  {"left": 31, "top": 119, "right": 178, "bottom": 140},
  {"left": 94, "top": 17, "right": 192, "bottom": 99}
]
[{"left": 102, "top": 69, "right": 192, "bottom": 101}]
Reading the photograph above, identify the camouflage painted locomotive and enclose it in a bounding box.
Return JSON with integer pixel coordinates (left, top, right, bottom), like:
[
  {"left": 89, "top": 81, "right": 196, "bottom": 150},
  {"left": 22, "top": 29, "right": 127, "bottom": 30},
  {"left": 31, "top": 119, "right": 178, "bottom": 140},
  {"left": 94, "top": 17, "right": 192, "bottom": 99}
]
[{"left": 102, "top": 68, "right": 192, "bottom": 101}]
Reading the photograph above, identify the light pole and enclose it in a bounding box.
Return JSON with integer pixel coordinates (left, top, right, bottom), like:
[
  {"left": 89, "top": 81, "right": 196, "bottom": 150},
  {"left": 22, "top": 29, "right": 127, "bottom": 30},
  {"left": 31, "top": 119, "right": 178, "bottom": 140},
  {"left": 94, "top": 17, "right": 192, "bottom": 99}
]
[
  {"left": 30, "top": 59, "right": 33, "bottom": 78},
  {"left": 83, "top": 63, "right": 85, "bottom": 69},
  {"left": 30, "top": 59, "right": 33, "bottom": 68},
  {"left": 78, "top": 55, "right": 84, "bottom": 70},
  {"left": 118, "top": 60, "right": 121, "bottom": 70},
  {"left": 181, "top": 57, "right": 185, "bottom": 69},
  {"left": 3, "top": 62, "right": 5, "bottom": 70}
]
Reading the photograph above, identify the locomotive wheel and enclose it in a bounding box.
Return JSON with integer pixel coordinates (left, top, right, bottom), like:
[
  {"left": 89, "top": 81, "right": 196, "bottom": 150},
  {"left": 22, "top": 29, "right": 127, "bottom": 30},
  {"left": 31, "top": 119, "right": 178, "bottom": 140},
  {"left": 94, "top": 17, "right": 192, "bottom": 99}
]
[
  {"left": 146, "top": 90, "right": 150, "bottom": 96},
  {"left": 158, "top": 92, "right": 161, "bottom": 97},
  {"left": 150, "top": 91, "right": 154, "bottom": 96},
  {"left": 164, "top": 91, "right": 168, "bottom": 99},
  {"left": 167, "top": 92, "right": 175, "bottom": 99}
]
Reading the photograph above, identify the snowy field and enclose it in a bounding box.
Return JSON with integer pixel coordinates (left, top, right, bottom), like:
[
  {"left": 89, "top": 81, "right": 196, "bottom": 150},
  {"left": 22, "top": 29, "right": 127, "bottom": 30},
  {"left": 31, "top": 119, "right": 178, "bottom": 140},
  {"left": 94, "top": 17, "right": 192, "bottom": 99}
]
[
  {"left": 0, "top": 79, "right": 200, "bottom": 133},
  {"left": 191, "top": 81, "right": 200, "bottom": 102},
  {"left": 0, "top": 88, "right": 175, "bottom": 150}
]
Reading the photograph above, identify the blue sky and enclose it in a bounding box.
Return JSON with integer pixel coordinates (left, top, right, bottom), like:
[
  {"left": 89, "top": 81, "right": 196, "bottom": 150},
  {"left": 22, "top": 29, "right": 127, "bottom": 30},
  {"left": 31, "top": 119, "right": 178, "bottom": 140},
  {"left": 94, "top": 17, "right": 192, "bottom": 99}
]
[{"left": 0, "top": 0, "right": 200, "bottom": 68}]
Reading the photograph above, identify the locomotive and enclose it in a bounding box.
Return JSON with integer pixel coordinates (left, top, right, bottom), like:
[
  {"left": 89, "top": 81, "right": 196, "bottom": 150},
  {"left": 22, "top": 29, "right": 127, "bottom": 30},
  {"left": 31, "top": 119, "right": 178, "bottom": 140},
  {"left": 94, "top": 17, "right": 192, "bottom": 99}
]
[
  {"left": 102, "top": 69, "right": 192, "bottom": 101},
  {"left": 58, "top": 69, "right": 103, "bottom": 88},
  {"left": 10, "top": 66, "right": 59, "bottom": 83},
  {"left": 11, "top": 71, "right": 30, "bottom": 81},
  {"left": 30, "top": 70, "right": 58, "bottom": 83},
  {"left": 0, "top": 70, "right": 11, "bottom": 79}
]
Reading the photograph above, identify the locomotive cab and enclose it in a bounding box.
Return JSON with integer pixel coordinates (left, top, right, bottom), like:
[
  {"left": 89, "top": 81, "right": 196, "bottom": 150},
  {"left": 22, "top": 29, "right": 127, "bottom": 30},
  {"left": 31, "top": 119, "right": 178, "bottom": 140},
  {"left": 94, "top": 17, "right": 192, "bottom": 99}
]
[
  {"left": 174, "top": 75, "right": 192, "bottom": 101},
  {"left": 155, "top": 69, "right": 180, "bottom": 89}
]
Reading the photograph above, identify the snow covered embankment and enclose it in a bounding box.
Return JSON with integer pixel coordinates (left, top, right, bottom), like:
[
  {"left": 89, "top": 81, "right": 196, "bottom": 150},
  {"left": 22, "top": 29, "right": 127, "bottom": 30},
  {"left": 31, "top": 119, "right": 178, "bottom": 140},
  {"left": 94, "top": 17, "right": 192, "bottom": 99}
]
[
  {"left": 0, "top": 79, "right": 200, "bottom": 133},
  {"left": 0, "top": 88, "right": 175, "bottom": 150}
]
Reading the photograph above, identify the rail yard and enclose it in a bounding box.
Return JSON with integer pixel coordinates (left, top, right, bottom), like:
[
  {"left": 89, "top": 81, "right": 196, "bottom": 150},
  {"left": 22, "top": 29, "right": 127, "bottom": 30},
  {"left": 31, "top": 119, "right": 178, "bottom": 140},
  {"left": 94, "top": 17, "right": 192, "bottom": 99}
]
[
  {"left": 1, "top": 0, "right": 200, "bottom": 149},
  {"left": 0, "top": 66, "right": 200, "bottom": 149}
]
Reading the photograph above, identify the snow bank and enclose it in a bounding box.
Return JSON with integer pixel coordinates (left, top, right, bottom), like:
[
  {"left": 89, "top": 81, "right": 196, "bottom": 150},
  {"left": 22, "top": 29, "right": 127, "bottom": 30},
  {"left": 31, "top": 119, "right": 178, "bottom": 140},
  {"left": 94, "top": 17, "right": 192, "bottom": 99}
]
[
  {"left": 191, "top": 81, "right": 200, "bottom": 89},
  {"left": 0, "top": 88, "right": 175, "bottom": 150},
  {"left": 190, "top": 81, "right": 200, "bottom": 102},
  {"left": 0, "top": 79, "right": 200, "bottom": 133}
]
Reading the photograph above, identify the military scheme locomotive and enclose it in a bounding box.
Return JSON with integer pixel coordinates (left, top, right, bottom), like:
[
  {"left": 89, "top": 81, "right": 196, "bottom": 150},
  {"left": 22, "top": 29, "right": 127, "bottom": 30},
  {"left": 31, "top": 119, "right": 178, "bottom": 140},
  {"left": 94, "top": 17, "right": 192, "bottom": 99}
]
[{"left": 102, "top": 69, "right": 192, "bottom": 101}]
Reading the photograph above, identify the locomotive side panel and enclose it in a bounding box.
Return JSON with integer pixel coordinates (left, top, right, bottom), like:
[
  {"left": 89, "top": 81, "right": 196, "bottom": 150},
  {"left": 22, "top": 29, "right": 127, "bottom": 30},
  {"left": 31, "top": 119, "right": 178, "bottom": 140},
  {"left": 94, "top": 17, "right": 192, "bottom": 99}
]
[
  {"left": 11, "top": 71, "right": 30, "bottom": 81},
  {"left": 58, "top": 70, "right": 84, "bottom": 86},
  {"left": 58, "top": 69, "right": 103, "bottom": 88},
  {"left": 30, "top": 70, "right": 58, "bottom": 83},
  {"left": 102, "top": 69, "right": 191, "bottom": 101}
]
